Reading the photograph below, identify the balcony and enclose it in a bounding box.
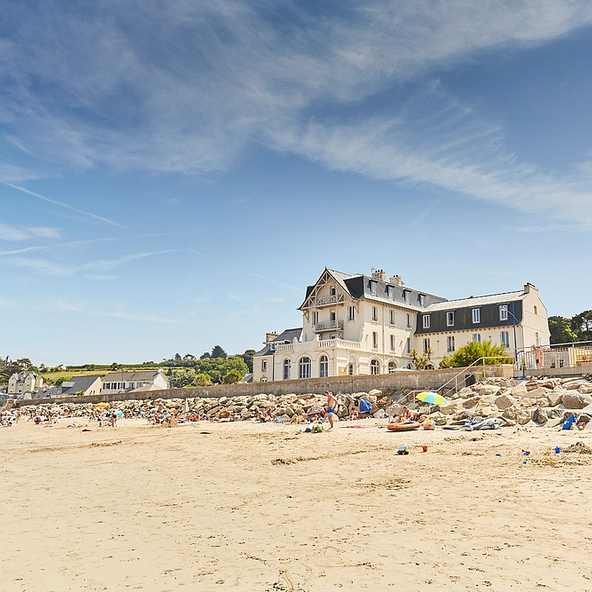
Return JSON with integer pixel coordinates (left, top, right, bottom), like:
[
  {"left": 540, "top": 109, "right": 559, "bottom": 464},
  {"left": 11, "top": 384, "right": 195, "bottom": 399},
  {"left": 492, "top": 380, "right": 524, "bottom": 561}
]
[
  {"left": 315, "top": 294, "right": 344, "bottom": 306},
  {"left": 318, "top": 338, "right": 361, "bottom": 350},
  {"left": 314, "top": 319, "right": 344, "bottom": 332}
]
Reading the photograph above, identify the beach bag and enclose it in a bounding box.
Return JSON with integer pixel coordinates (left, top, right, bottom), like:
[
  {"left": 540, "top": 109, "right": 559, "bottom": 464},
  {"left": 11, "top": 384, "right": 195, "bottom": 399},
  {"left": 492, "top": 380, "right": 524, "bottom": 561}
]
[{"left": 359, "top": 399, "right": 372, "bottom": 413}]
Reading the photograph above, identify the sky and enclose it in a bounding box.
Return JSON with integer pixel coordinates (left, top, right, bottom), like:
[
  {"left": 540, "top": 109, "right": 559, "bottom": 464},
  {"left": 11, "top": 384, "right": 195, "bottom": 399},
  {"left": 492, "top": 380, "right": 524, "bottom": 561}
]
[{"left": 1, "top": 0, "right": 592, "bottom": 365}]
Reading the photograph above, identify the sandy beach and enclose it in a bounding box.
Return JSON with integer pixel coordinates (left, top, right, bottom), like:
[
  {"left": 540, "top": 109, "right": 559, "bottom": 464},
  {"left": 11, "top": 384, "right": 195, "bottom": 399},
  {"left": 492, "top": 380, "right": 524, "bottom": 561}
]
[{"left": 1, "top": 418, "right": 592, "bottom": 592}]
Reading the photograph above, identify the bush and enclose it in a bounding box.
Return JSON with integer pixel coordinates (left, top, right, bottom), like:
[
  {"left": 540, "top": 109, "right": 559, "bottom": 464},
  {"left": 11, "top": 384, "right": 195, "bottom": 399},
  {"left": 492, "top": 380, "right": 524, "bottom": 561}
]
[{"left": 440, "top": 340, "right": 513, "bottom": 368}]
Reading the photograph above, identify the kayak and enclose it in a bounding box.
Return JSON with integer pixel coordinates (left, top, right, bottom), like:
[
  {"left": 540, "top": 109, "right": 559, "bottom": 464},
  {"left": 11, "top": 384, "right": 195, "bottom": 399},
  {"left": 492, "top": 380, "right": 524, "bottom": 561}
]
[{"left": 387, "top": 421, "right": 421, "bottom": 432}]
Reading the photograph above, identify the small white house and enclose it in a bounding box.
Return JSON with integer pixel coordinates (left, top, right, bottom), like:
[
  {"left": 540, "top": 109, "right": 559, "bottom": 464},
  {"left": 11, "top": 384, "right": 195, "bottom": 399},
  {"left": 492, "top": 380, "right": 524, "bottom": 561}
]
[{"left": 100, "top": 369, "right": 169, "bottom": 394}]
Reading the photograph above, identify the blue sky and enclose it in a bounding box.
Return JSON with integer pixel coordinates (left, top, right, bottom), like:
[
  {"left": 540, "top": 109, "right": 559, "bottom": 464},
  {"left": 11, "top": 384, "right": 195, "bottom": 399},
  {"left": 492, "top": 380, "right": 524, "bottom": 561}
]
[{"left": 1, "top": 1, "right": 592, "bottom": 365}]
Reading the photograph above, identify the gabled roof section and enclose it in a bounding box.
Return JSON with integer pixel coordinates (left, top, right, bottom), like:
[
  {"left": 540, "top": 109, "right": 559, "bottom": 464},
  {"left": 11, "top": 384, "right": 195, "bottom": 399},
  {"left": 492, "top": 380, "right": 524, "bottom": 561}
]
[
  {"left": 299, "top": 268, "right": 356, "bottom": 310},
  {"left": 103, "top": 370, "right": 163, "bottom": 382},
  {"left": 424, "top": 289, "right": 525, "bottom": 312},
  {"left": 60, "top": 375, "right": 101, "bottom": 395}
]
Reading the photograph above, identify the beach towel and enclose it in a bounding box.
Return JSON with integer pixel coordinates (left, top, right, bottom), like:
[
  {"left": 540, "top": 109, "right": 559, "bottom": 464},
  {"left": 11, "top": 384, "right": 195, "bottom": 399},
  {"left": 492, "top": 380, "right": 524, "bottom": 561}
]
[{"left": 359, "top": 399, "right": 372, "bottom": 413}]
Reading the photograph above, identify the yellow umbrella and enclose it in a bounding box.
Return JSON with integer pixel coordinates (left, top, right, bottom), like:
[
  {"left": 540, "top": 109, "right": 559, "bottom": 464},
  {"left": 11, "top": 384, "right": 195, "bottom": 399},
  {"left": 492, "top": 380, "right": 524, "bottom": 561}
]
[{"left": 95, "top": 402, "right": 110, "bottom": 408}]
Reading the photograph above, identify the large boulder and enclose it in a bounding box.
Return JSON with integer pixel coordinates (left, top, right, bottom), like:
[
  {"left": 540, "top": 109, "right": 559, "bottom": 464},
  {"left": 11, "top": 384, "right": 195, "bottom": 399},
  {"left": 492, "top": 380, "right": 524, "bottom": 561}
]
[
  {"left": 502, "top": 406, "right": 532, "bottom": 425},
  {"left": 439, "top": 403, "right": 459, "bottom": 416},
  {"left": 532, "top": 408, "right": 549, "bottom": 424},
  {"left": 579, "top": 382, "right": 592, "bottom": 395},
  {"left": 474, "top": 384, "right": 500, "bottom": 396},
  {"left": 564, "top": 380, "right": 585, "bottom": 391},
  {"left": 526, "top": 387, "right": 550, "bottom": 399},
  {"left": 511, "top": 384, "right": 528, "bottom": 398},
  {"left": 495, "top": 393, "right": 516, "bottom": 410},
  {"left": 548, "top": 388, "right": 566, "bottom": 407},
  {"left": 562, "top": 392, "right": 592, "bottom": 410}
]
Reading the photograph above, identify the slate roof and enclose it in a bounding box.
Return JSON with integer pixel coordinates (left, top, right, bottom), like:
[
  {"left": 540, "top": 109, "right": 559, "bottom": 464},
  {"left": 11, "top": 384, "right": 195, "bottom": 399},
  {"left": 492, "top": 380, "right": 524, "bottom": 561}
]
[
  {"left": 60, "top": 375, "right": 101, "bottom": 395},
  {"left": 255, "top": 327, "right": 303, "bottom": 356},
  {"left": 102, "top": 370, "right": 163, "bottom": 382},
  {"left": 424, "top": 290, "right": 525, "bottom": 312}
]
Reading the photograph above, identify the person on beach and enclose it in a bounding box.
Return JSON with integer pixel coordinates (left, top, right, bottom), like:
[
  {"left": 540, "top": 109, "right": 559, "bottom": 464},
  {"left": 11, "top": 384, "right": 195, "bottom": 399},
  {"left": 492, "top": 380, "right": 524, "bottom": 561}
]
[{"left": 325, "top": 391, "right": 338, "bottom": 430}]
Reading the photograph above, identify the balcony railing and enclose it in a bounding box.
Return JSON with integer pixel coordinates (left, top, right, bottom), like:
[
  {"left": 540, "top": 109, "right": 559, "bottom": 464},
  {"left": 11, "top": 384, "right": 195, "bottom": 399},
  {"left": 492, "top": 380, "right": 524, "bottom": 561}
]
[
  {"left": 274, "top": 343, "right": 294, "bottom": 353},
  {"left": 315, "top": 294, "right": 344, "bottom": 306},
  {"left": 314, "top": 319, "right": 344, "bottom": 332},
  {"left": 318, "top": 339, "right": 361, "bottom": 350}
]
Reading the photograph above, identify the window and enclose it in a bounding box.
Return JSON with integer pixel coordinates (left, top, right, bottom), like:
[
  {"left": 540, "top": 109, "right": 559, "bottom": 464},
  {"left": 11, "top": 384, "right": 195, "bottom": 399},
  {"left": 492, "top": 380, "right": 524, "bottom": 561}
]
[
  {"left": 500, "top": 331, "right": 510, "bottom": 347},
  {"left": 372, "top": 331, "right": 378, "bottom": 349},
  {"left": 283, "top": 359, "right": 291, "bottom": 380},
  {"left": 299, "top": 357, "right": 311, "bottom": 379},
  {"left": 319, "top": 355, "right": 329, "bottom": 377},
  {"left": 406, "top": 313, "right": 411, "bottom": 328},
  {"left": 390, "top": 335, "right": 395, "bottom": 351},
  {"left": 348, "top": 306, "right": 355, "bottom": 321},
  {"left": 473, "top": 334, "right": 481, "bottom": 343},
  {"left": 534, "top": 305, "right": 538, "bottom": 315},
  {"left": 499, "top": 305, "right": 508, "bottom": 321},
  {"left": 406, "top": 338, "right": 412, "bottom": 354},
  {"left": 422, "top": 314, "right": 430, "bottom": 329},
  {"left": 370, "top": 281, "right": 377, "bottom": 295},
  {"left": 418, "top": 294, "right": 425, "bottom": 307},
  {"left": 388, "top": 361, "right": 397, "bottom": 373},
  {"left": 330, "top": 311, "right": 336, "bottom": 321},
  {"left": 312, "top": 311, "right": 318, "bottom": 325},
  {"left": 348, "top": 363, "right": 354, "bottom": 375},
  {"left": 261, "top": 360, "right": 267, "bottom": 372},
  {"left": 446, "top": 311, "right": 454, "bottom": 327},
  {"left": 389, "top": 310, "right": 395, "bottom": 325},
  {"left": 472, "top": 308, "right": 481, "bottom": 324},
  {"left": 447, "top": 335, "right": 455, "bottom": 353},
  {"left": 423, "top": 338, "right": 430, "bottom": 353},
  {"left": 370, "top": 359, "right": 380, "bottom": 375},
  {"left": 535, "top": 332, "right": 540, "bottom": 346},
  {"left": 331, "top": 287, "right": 336, "bottom": 296},
  {"left": 387, "top": 286, "right": 394, "bottom": 299},
  {"left": 404, "top": 290, "right": 410, "bottom": 303},
  {"left": 372, "top": 306, "right": 378, "bottom": 322}
]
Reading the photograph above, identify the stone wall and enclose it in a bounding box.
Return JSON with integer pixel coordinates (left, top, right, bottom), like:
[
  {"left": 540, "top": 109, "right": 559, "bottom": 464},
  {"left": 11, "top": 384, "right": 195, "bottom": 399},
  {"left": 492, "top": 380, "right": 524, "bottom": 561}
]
[{"left": 12, "top": 365, "right": 514, "bottom": 408}]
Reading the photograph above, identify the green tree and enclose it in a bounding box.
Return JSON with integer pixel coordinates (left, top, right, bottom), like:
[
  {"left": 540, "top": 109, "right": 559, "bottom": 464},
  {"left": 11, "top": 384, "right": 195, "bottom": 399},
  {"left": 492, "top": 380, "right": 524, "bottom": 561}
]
[
  {"left": 211, "top": 345, "right": 227, "bottom": 359},
  {"left": 194, "top": 373, "right": 213, "bottom": 387},
  {"left": 200, "top": 352, "right": 211, "bottom": 360},
  {"left": 223, "top": 369, "right": 243, "bottom": 384},
  {"left": 410, "top": 348, "right": 433, "bottom": 370},
  {"left": 571, "top": 310, "right": 592, "bottom": 342},
  {"left": 548, "top": 316, "right": 578, "bottom": 344},
  {"left": 170, "top": 368, "right": 197, "bottom": 388},
  {"left": 240, "top": 349, "right": 257, "bottom": 373},
  {"left": 110, "top": 362, "right": 119, "bottom": 371},
  {"left": 440, "top": 340, "right": 513, "bottom": 368}
]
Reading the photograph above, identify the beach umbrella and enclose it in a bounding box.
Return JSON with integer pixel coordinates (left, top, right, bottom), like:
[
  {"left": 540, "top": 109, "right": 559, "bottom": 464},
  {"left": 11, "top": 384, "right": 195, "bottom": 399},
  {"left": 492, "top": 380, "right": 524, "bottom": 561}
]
[
  {"left": 115, "top": 409, "right": 124, "bottom": 418},
  {"left": 95, "top": 402, "right": 110, "bottom": 408},
  {"left": 416, "top": 392, "right": 448, "bottom": 406},
  {"left": 416, "top": 391, "right": 448, "bottom": 415}
]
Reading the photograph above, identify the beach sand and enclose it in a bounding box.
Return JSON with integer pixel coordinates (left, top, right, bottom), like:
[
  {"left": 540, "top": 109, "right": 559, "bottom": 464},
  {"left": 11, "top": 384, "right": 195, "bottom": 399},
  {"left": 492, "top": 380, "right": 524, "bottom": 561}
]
[{"left": 1, "top": 418, "right": 592, "bottom": 591}]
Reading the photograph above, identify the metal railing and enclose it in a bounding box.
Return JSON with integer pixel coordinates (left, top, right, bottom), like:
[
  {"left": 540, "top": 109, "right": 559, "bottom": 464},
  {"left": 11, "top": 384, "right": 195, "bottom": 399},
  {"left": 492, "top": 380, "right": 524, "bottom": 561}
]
[{"left": 314, "top": 319, "right": 344, "bottom": 332}]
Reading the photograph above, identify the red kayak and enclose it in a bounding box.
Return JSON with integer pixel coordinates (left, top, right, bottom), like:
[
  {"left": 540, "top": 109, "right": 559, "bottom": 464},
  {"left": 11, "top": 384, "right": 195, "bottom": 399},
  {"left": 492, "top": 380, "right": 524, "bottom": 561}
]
[{"left": 387, "top": 421, "right": 421, "bottom": 432}]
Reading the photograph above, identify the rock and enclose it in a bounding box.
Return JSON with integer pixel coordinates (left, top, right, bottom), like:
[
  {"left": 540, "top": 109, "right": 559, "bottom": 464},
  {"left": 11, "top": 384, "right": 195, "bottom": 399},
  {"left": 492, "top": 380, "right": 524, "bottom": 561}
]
[
  {"left": 532, "top": 408, "right": 548, "bottom": 424},
  {"left": 373, "top": 409, "right": 387, "bottom": 419},
  {"left": 579, "top": 383, "right": 592, "bottom": 395},
  {"left": 494, "top": 394, "right": 516, "bottom": 410},
  {"left": 502, "top": 406, "right": 532, "bottom": 425},
  {"left": 452, "top": 410, "right": 471, "bottom": 422},
  {"left": 368, "top": 389, "right": 382, "bottom": 397},
  {"left": 474, "top": 384, "right": 500, "bottom": 396},
  {"left": 511, "top": 384, "right": 528, "bottom": 397},
  {"left": 526, "top": 387, "right": 550, "bottom": 399},
  {"left": 548, "top": 388, "right": 565, "bottom": 407},
  {"left": 458, "top": 387, "right": 474, "bottom": 397},
  {"left": 562, "top": 392, "right": 592, "bottom": 410},
  {"left": 475, "top": 405, "right": 497, "bottom": 418},
  {"left": 564, "top": 380, "right": 584, "bottom": 390},
  {"left": 439, "top": 403, "right": 459, "bottom": 416},
  {"left": 463, "top": 397, "right": 481, "bottom": 408}
]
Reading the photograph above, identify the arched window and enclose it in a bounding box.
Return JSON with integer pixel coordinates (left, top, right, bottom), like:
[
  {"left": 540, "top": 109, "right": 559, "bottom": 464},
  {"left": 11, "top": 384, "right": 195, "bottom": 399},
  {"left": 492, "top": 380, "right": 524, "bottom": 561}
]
[
  {"left": 388, "top": 360, "right": 397, "bottom": 373},
  {"left": 370, "top": 359, "right": 380, "bottom": 375},
  {"left": 319, "top": 355, "right": 329, "bottom": 378},
  {"left": 299, "top": 357, "right": 311, "bottom": 379},
  {"left": 283, "top": 359, "right": 291, "bottom": 380}
]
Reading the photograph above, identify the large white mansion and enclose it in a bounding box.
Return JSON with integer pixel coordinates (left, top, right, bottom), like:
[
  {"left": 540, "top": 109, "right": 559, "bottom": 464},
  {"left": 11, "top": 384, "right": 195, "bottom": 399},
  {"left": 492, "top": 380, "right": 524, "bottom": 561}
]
[{"left": 252, "top": 268, "right": 550, "bottom": 382}]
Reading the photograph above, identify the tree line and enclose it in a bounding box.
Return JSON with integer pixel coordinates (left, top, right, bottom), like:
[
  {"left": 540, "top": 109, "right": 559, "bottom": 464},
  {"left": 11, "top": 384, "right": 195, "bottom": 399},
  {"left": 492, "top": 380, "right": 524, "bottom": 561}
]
[{"left": 549, "top": 311, "right": 592, "bottom": 344}]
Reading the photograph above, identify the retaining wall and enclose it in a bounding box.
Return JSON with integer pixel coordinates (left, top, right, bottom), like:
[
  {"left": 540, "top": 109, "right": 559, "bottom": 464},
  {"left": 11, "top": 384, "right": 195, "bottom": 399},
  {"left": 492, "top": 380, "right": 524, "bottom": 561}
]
[{"left": 11, "top": 365, "right": 515, "bottom": 408}]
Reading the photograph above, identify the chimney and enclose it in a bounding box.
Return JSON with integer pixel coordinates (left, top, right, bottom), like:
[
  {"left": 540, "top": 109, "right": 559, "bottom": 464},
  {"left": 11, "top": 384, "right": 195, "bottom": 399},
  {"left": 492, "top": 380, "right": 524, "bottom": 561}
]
[
  {"left": 524, "top": 283, "right": 537, "bottom": 293},
  {"left": 389, "top": 275, "right": 403, "bottom": 286},
  {"left": 372, "top": 269, "right": 387, "bottom": 281},
  {"left": 265, "top": 332, "right": 278, "bottom": 344}
]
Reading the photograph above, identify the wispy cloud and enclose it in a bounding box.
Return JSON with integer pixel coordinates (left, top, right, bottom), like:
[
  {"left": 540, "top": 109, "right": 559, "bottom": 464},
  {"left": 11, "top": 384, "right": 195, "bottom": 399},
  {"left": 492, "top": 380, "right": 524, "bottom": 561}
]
[
  {"left": 250, "top": 272, "right": 302, "bottom": 292},
  {"left": 46, "top": 301, "right": 181, "bottom": 324},
  {"left": 0, "top": 222, "right": 61, "bottom": 241},
  {"left": 0, "top": 181, "right": 123, "bottom": 227},
  {"left": 1, "top": 1, "right": 592, "bottom": 222}
]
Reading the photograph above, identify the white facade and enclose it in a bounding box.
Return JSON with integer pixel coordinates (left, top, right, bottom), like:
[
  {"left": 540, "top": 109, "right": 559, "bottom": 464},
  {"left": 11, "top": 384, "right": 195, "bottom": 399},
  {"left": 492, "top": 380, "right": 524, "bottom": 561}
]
[
  {"left": 253, "top": 268, "right": 550, "bottom": 381},
  {"left": 100, "top": 369, "right": 169, "bottom": 394}
]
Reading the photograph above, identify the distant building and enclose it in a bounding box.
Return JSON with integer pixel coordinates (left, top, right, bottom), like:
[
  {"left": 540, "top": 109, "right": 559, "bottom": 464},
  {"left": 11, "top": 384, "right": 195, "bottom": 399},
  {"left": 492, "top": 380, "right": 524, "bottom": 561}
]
[
  {"left": 253, "top": 267, "right": 550, "bottom": 381},
  {"left": 8, "top": 371, "right": 44, "bottom": 395},
  {"left": 60, "top": 375, "right": 103, "bottom": 397},
  {"left": 100, "top": 369, "right": 169, "bottom": 394}
]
